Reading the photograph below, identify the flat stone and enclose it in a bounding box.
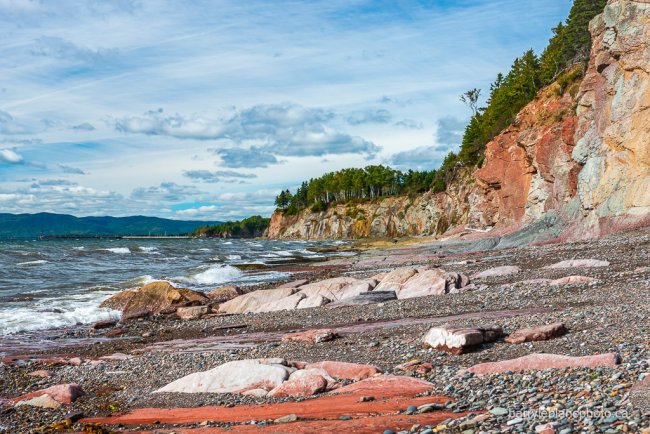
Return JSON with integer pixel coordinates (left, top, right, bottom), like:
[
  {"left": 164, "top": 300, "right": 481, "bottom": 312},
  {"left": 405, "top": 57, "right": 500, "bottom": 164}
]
[
  {"left": 206, "top": 285, "right": 242, "bottom": 303},
  {"left": 505, "top": 322, "right": 567, "bottom": 344},
  {"left": 397, "top": 269, "right": 448, "bottom": 299},
  {"left": 92, "top": 319, "right": 117, "bottom": 329},
  {"left": 11, "top": 383, "right": 83, "bottom": 405},
  {"left": 296, "top": 295, "right": 331, "bottom": 309},
  {"left": 305, "top": 361, "right": 382, "bottom": 381},
  {"left": 282, "top": 329, "right": 339, "bottom": 344},
  {"left": 176, "top": 305, "right": 209, "bottom": 320},
  {"left": 218, "top": 287, "right": 296, "bottom": 314},
  {"left": 289, "top": 368, "right": 338, "bottom": 390},
  {"left": 277, "top": 279, "right": 309, "bottom": 289},
  {"left": 14, "top": 394, "right": 61, "bottom": 409},
  {"left": 154, "top": 359, "right": 292, "bottom": 394},
  {"left": 472, "top": 266, "right": 521, "bottom": 279},
  {"left": 253, "top": 292, "right": 306, "bottom": 313},
  {"left": 423, "top": 325, "right": 503, "bottom": 354},
  {"left": 327, "top": 291, "right": 397, "bottom": 307},
  {"left": 550, "top": 276, "right": 598, "bottom": 285},
  {"left": 545, "top": 259, "right": 610, "bottom": 269},
  {"left": 268, "top": 374, "right": 327, "bottom": 398},
  {"left": 465, "top": 352, "right": 620, "bottom": 375},
  {"left": 98, "top": 353, "right": 133, "bottom": 361},
  {"left": 27, "top": 370, "right": 51, "bottom": 378},
  {"left": 297, "top": 277, "right": 362, "bottom": 301},
  {"left": 274, "top": 413, "right": 299, "bottom": 423},
  {"left": 241, "top": 388, "right": 268, "bottom": 398}
]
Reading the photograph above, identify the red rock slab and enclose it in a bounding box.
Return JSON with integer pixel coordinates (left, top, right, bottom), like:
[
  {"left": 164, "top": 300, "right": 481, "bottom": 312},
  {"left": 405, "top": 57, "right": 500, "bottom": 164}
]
[
  {"left": 504, "top": 322, "right": 567, "bottom": 344},
  {"left": 465, "top": 352, "right": 620, "bottom": 376},
  {"left": 304, "top": 361, "right": 382, "bottom": 381},
  {"left": 83, "top": 376, "right": 445, "bottom": 426},
  {"left": 267, "top": 375, "right": 327, "bottom": 398},
  {"left": 281, "top": 329, "right": 339, "bottom": 344},
  {"left": 138, "top": 413, "right": 466, "bottom": 434}
]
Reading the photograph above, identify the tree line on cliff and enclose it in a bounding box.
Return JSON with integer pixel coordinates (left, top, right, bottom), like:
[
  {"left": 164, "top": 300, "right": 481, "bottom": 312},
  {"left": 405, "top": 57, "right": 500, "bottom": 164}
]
[
  {"left": 194, "top": 215, "right": 270, "bottom": 238},
  {"left": 275, "top": 0, "right": 607, "bottom": 215}
]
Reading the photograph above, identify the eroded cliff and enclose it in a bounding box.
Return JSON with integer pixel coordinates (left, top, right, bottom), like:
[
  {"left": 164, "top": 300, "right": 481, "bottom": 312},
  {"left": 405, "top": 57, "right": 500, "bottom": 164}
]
[{"left": 268, "top": 0, "right": 650, "bottom": 242}]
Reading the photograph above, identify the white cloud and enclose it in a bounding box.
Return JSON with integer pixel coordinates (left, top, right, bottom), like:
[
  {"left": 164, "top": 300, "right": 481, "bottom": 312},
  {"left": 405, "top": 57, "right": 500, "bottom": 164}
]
[{"left": 0, "top": 149, "right": 24, "bottom": 164}]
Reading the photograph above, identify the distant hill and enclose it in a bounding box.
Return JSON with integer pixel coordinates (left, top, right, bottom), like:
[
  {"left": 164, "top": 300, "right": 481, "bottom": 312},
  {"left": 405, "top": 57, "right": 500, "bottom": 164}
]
[{"left": 0, "top": 213, "right": 222, "bottom": 238}]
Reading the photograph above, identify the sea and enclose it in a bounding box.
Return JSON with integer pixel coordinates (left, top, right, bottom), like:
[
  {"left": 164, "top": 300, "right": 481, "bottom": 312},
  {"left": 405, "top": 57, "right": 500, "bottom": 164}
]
[{"left": 0, "top": 237, "right": 353, "bottom": 337}]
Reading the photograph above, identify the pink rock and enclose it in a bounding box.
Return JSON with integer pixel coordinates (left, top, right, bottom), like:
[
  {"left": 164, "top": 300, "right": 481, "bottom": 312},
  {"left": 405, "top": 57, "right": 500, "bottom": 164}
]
[
  {"left": 287, "top": 360, "right": 309, "bottom": 370},
  {"left": 505, "top": 323, "right": 567, "bottom": 344},
  {"left": 330, "top": 375, "right": 434, "bottom": 397},
  {"left": 296, "top": 295, "right": 331, "bottom": 309},
  {"left": 206, "top": 285, "right": 242, "bottom": 302},
  {"left": 397, "top": 269, "right": 447, "bottom": 299},
  {"left": 98, "top": 353, "right": 133, "bottom": 361},
  {"left": 423, "top": 325, "right": 503, "bottom": 354},
  {"left": 282, "top": 329, "right": 339, "bottom": 344},
  {"left": 305, "top": 361, "right": 383, "bottom": 381},
  {"left": 253, "top": 292, "right": 306, "bottom": 313},
  {"left": 550, "top": 276, "right": 597, "bottom": 285},
  {"left": 176, "top": 305, "right": 209, "bottom": 320},
  {"left": 373, "top": 268, "right": 419, "bottom": 292},
  {"left": 545, "top": 259, "right": 609, "bottom": 269},
  {"left": 472, "top": 266, "right": 521, "bottom": 279},
  {"left": 297, "top": 277, "right": 362, "bottom": 301},
  {"left": 288, "top": 368, "right": 338, "bottom": 390},
  {"left": 337, "top": 279, "right": 377, "bottom": 300},
  {"left": 12, "top": 383, "right": 83, "bottom": 405},
  {"left": 465, "top": 353, "right": 620, "bottom": 375},
  {"left": 14, "top": 394, "right": 61, "bottom": 409},
  {"left": 218, "top": 287, "right": 296, "bottom": 314},
  {"left": 27, "top": 370, "right": 51, "bottom": 378},
  {"left": 267, "top": 374, "right": 327, "bottom": 398},
  {"left": 68, "top": 357, "right": 83, "bottom": 366},
  {"left": 278, "top": 279, "right": 309, "bottom": 289},
  {"left": 535, "top": 422, "right": 559, "bottom": 434}
]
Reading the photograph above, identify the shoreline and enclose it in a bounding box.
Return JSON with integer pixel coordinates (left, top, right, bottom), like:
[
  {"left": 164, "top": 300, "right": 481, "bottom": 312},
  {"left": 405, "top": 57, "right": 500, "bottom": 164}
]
[{"left": 1, "top": 227, "right": 649, "bottom": 433}]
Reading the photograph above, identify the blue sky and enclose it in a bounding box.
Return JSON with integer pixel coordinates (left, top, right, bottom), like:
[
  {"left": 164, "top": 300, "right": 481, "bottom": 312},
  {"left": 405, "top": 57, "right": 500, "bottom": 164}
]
[{"left": 0, "top": 0, "right": 571, "bottom": 220}]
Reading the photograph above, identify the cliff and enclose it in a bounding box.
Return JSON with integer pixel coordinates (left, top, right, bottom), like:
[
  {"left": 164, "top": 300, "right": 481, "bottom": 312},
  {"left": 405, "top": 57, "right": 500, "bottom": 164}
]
[{"left": 268, "top": 0, "right": 650, "bottom": 242}]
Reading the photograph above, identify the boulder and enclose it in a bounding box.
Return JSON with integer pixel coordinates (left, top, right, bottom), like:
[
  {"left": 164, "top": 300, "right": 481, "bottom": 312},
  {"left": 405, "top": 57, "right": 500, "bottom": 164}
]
[
  {"left": 327, "top": 291, "right": 396, "bottom": 307},
  {"left": 154, "top": 359, "right": 293, "bottom": 394},
  {"left": 305, "top": 361, "right": 382, "bottom": 381},
  {"left": 397, "top": 269, "right": 447, "bottom": 299},
  {"left": 330, "top": 375, "right": 434, "bottom": 397},
  {"left": 218, "top": 287, "right": 296, "bottom": 314},
  {"left": 550, "top": 276, "right": 597, "bottom": 285},
  {"left": 337, "top": 279, "right": 378, "bottom": 300},
  {"left": 253, "top": 292, "right": 306, "bottom": 313},
  {"left": 267, "top": 374, "right": 327, "bottom": 398},
  {"left": 545, "top": 259, "right": 610, "bottom": 269},
  {"left": 101, "top": 281, "right": 209, "bottom": 318},
  {"left": 465, "top": 353, "right": 620, "bottom": 375},
  {"left": 206, "top": 285, "right": 242, "bottom": 303},
  {"left": 93, "top": 319, "right": 117, "bottom": 330},
  {"left": 297, "top": 277, "right": 361, "bottom": 301},
  {"left": 176, "top": 305, "right": 209, "bottom": 320},
  {"left": 288, "top": 368, "right": 338, "bottom": 389},
  {"left": 282, "top": 329, "right": 339, "bottom": 344},
  {"left": 296, "top": 295, "right": 331, "bottom": 309},
  {"left": 423, "top": 325, "right": 503, "bottom": 354},
  {"left": 472, "top": 266, "right": 521, "bottom": 279},
  {"left": 277, "top": 279, "right": 309, "bottom": 289},
  {"left": 11, "top": 384, "right": 83, "bottom": 405},
  {"left": 505, "top": 323, "right": 567, "bottom": 344},
  {"left": 14, "top": 394, "right": 61, "bottom": 409},
  {"left": 373, "top": 268, "right": 418, "bottom": 292}
]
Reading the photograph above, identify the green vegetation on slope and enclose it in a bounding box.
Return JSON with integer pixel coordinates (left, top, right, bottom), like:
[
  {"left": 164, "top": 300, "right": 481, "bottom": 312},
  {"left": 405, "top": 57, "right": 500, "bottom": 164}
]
[
  {"left": 274, "top": 0, "right": 607, "bottom": 214},
  {"left": 195, "top": 215, "right": 270, "bottom": 238}
]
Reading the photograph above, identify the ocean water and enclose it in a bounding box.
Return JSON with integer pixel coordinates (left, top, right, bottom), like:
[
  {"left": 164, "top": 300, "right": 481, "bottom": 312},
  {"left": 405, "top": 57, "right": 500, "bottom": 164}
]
[{"left": 0, "top": 238, "right": 352, "bottom": 336}]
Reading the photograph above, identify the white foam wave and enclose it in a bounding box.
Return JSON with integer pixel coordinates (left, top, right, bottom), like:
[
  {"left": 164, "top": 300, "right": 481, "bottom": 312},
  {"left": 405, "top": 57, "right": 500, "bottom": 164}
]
[
  {"left": 16, "top": 260, "right": 48, "bottom": 266},
  {"left": 225, "top": 254, "right": 241, "bottom": 260},
  {"left": 73, "top": 246, "right": 85, "bottom": 250},
  {"left": 176, "top": 265, "right": 243, "bottom": 286},
  {"left": 222, "top": 241, "right": 233, "bottom": 245},
  {"left": 102, "top": 247, "right": 131, "bottom": 254},
  {"left": 138, "top": 246, "right": 158, "bottom": 253}
]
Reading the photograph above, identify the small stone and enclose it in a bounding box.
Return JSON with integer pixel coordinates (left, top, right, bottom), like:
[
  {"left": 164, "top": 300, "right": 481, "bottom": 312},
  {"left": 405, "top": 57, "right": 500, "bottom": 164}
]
[
  {"left": 490, "top": 407, "right": 509, "bottom": 416},
  {"left": 507, "top": 417, "right": 523, "bottom": 426},
  {"left": 405, "top": 405, "right": 418, "bottom": 415},
  {"left": 359, "top": 396, "right": 375, "bottom": 402},
  {"left": 274, "top": 414, "right": 298, "bottom": 424}
]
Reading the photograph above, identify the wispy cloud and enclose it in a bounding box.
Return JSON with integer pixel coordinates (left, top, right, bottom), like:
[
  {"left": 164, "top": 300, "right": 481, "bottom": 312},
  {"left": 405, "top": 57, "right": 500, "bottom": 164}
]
[
  {"left": 183, "top": 169, "right": 256, "bottom": 183},
  {"left": 0, "top": 148, "right": 24, "bottom": 164}
]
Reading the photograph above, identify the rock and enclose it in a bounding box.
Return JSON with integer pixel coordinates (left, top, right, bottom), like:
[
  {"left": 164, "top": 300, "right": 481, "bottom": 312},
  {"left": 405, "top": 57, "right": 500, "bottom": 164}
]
[
  {"left": 101, "top": 281, "right": 209, "bottom": 318},
  {"left": 394, "top": 360, "right": 433, "bottom": 375},
  {"left": 305, "top": 361, "right": 382, "bottom": 381},
  {"left": 253, "top": 292, "right": 306, "bottom": 313},
  {"left": 397, "top": 269, "right": 448, "bottom": 299},
  {"left": 121, "top": 310, "right": 150, "bottom": 321},
  {"left": 297, "top": 277, "right": 362, "bottom": 301},
  {"left": 490, "top": 407, "right": 509, "bottom": 416},
  {"left": 154, "top": 359, "right": 292, "bottom": 394},
  {"left": 14, "top": 394, "right": 61, "bottom": 409},
  {"left": 330, "top": 375, "right": 434, "bottom": 396},
  {"left": 465, "top": 352, "right": 620, "bottom": 375},
  {"left": 12, "top": 384, "right": 83, "bottom": 405},
  {"left": 472, "top": 266, "right": 521, "bottom": 279},
  {"left": 92, "top": 319, "right": 117, "bottom": 329},
  {"left": 267, "top": 374, "right": 327, "bottom": 398},
  {"left": 274, "top": 413, "right": 299, "bottom": 423},
  {"left": 241, "top": 388, "right": 268, "bottom": 398},
  {"left": 277, "top": 279, "right": 309, "bottom": 289},
  {"left": 423, "top": 325, "right": 503, "bottom": 354},
  {"left": 288, "top": 368, "right": 338, "bottom": 390},
  {"left": 98, "top": 353, "right": 133, "bottom": 361},
  {"left": 105, "top": 328, "right": 127, "bottom": 337},
  {"left": 27, "top": 370, "right": 51, "bottom": 378},
  {"left": 535, "top": 422, "right": 559, "bottom": 434},
  {"left": 282, "top": 329, "right": 339, "bottom": 344},
  {"left": 545, "top": 259, "right": 609, "bottom": 269},
  {"left": 373, "top": 268, "right": 419, "bottom": 292},
  {"left": 550, "top": 276, "right": 598, "bottom": 285},
  {"left": 218, "top": 287, "right": 296, "bottom": 314},
  {"left": 296, "top": 295, "right": 331, "bottom": 309},
  {"left": 505, "top": 322, "right": 567, "bottom": 344},
  {"left": 176, "top": 305, "right": 209, "bottom": 320},
  {"left": 206, "top": 285, "right": 242, "bottom": 303},
  {"left": 327, "top": 291, "right": 397, "bottom": 307},
  {"left": 337, "top": 279, "right": 378, "bottom": 300}
]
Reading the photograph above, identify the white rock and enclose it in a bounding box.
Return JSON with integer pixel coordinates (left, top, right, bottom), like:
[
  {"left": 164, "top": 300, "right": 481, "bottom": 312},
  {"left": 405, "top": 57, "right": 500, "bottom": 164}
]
[
  {"left": 15, "top": 394, "right": 61, "bottom": 409},
  {"left": 373, "top": 268, "right": 419, "bottom": 292},
  {"left": 472, "top": 266, "right": 521, "bottom": 279},
  {"left": 297, "top": 277, "right": 361, "bottom": 301},
  {"left": 253, "top": 292, "right": 306, "bottom": 313},
  {"left": 296, "top": 295, "right": 331, "bottom": 309},
  {"left": 545, "top": 259, "right": 610, "bottom": 269},
  {"left": 398, "top": 269, "right": 447, "bottom": 299},
  {"left": 218, "top": 288, "right": 296, "bottom": 314}
]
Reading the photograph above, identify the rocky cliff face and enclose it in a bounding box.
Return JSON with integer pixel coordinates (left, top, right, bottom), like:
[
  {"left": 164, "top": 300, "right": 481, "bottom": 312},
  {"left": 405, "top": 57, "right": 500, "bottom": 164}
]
[{"left": 268, "top": 0, "right": 650, "bottom": 241}]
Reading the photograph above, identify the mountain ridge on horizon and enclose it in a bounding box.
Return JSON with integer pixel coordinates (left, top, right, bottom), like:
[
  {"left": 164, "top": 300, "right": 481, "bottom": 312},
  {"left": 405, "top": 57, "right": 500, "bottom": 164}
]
[{"left": 0, "top": 212, "right": 223, "bottom": 238}]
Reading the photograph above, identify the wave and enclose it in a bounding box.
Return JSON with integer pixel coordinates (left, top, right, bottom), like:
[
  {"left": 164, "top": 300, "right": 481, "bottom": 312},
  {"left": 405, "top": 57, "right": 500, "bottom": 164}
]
[
  {"left": 135, "top": 246, "right": 158, "bottom": 254},
  {"left": 101, "top": 247, "right": 131, "bottom": 254},
  {"left": 16, "top": 260, "right": 48, "bottom": 266},
  {"left": 226, "top": 254, "right": 241, "bottom": 260},
  {"left": 176, "top": 265, "right": 243, "bottom": 286}
]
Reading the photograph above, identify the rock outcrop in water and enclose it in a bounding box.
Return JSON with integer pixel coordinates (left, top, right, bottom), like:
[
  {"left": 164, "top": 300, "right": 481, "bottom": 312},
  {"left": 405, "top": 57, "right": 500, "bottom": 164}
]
[{"left": 267, "top": 0, "right": 650, "bottom": 243}]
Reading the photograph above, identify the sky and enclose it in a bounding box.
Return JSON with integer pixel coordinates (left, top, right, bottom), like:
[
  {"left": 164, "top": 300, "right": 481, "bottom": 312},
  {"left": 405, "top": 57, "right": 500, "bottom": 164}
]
[{"left": 0, "top": 0, "right": 572, "bottom": 220}]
